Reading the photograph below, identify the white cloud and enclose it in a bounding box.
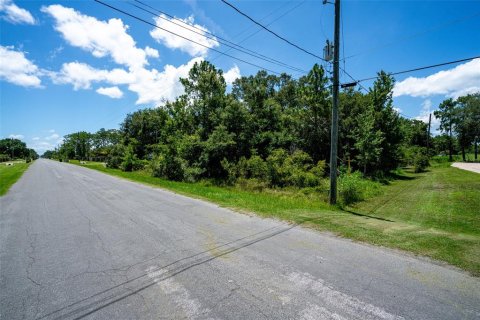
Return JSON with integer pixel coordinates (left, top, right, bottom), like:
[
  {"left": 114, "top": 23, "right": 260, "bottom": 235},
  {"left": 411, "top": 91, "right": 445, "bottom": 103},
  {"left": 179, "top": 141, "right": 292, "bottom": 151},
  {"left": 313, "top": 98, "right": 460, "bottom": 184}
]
[
  {"left": 45, "top": 133, "right": 60, "bottom": 141},
  {"left": 223, "top": 65, "right": 240, "bottom": 85},
  {"left": 415, "top": 99, "right": 440, "bottom": 133},
  {"left": 150, "top": 14, "right": 219, "bottom": 57},
  {"left": 128, "top": 57, "right": 203, "bottom": 104},
  {"left": 96, "top": 86, "right": 123, "bottom": 99},
  {"left": 52, "top": 62, "right": 133, "bottom": 90},
  {"left": 43, "top": 6, "right": 206, "bottom": 105},
  {"left": 30, "top": 131, "right": 64, "bottom": 153},
  {"left": 394, "top": 59, "right": 480, "bottom": 98},
  {"left": 0, "top": 45, "right": 42, "bottom": 87},
  {"left": 31, "top": 140, "right": 61, "bottom": 153},
  {"left": 145, "top": 46, "right": 159, "bottom": 58},
  {"left": 0, "top": 0, "right": 35, "bottom": 24},
  {"left": 42, "top": 4, "right": 154, "bottom": 69},
  {"left": 8, "top": 134, "right": 24, "bottom": 139},
  {"left": 50, "top": 59, "right": 203, "bottom": 104}
]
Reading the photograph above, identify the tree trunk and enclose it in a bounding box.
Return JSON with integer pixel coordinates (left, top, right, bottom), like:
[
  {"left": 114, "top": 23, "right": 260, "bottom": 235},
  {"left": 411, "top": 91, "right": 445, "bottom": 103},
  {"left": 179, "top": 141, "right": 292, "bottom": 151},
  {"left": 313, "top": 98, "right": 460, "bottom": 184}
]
[{"left": 462, "top": 147, "right": 466, "bottom": 162}]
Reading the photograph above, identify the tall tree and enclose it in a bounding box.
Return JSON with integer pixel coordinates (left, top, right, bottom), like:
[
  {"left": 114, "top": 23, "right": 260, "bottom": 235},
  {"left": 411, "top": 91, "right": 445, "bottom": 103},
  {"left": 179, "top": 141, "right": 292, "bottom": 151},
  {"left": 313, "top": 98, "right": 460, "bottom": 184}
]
[
  {"left": 297, "top": 64, "right": 331, "bottom": 162},
  {"left": 369, "top": 71, "right": 402, "bottom": 172},
  {"left": 434, "top": 98, "right": 457, "bottom": 161},
  {"left": 180, "top": 61, "right": 227, "bottom": 140},
  {"left": 354, "top": 108, "right": 384, "bottom": 174},
  {"left": 456, "top": 94, "right": 480, "bottom": 161}
]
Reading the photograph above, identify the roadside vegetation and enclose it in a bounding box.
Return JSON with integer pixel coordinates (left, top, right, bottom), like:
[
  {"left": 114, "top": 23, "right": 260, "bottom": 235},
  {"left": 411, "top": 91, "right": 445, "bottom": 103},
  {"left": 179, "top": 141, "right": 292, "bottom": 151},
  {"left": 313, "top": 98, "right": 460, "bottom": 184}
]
[
  {"left": 0, "top": 138, "right": 38, "bottom": 163},
  {"left": 42, "top": 61, "right": 479, "bottom": 274},
  {"left": 0, "top": 138, "right": 38, "bottom": 196},
  {"left": 0, "top": 161, "right": 32, "bottom": 196}
]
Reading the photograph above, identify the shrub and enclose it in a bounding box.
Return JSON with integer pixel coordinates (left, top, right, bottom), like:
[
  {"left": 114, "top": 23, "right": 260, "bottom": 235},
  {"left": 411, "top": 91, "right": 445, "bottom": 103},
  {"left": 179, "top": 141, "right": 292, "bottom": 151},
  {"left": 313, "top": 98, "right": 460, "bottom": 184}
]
[
  {"left": 150, "top": 153, "right": 185, "bottom": 181},
  {"left": 414, "top": 152, "right": 429, "bottom": 173},
  {"left": 183, "top": 166, "right": 204, "bottom": 183},
  {"left": 266, "top": 149, "right": 290, "bottom": 187},
  {"left": 310, "top": 160, "right": 326, "bottom": 178},
  {"left": 287, "top": 169, "right": 318, "bottom": 188},
  {"left": 338, "top": 172, "right": 364, "bottom": 205},
  {"left": 246, "top": 155, "right": 268, "bottom": 180},
  {"left": 220, "top": 158, "right": 238, "bottom": 185},
  {"left": 106, "top": 144, "right": 125, "bottom": 169},
  {"left": 338, "top": 172, "right": 381, "bottom": 206},
  {"left": 266, "top": 149, "right": 322, "bottom": 188},
  {"left": 120, "top": 145, "right": 142, "bottom": 172},
  {"left": 0, "top": 154, "right": 10, "bottom": 162}
]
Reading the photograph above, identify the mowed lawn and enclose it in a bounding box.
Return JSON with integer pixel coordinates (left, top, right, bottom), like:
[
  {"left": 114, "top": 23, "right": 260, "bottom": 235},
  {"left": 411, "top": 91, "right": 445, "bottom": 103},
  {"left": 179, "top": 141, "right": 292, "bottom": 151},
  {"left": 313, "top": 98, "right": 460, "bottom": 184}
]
[
  {"left": 0, "top": 162, "right": 31, "bottom": 196},
  {"left": 349, "top": 163, "right": 479, "bottom": 275},
  {"left": 71, "top": 160, "right": 480, "bottom": 275}
]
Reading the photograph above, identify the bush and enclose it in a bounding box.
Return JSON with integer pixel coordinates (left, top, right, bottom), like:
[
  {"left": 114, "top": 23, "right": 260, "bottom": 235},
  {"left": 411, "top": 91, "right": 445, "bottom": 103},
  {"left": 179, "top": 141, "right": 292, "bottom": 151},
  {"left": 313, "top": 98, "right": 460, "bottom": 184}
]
[
  {"left": 150, "top": 153, "right": 185, "bottom": 181},
  {"left": 266, "top": 149, "right": 290, "bottom": 187},
  {"left": 0, "top": 154, "right": 10, "bottom": 162},
  {"left": 414, "top": 153, "right": 429, "bottom": 173},
  {"left": 266, "top": 149, "right": 322, "bottom": 188},
  {"left": 338, "top": 172, "right": 364, "bottom": 205},
  {"left": 246, "top": 155, "right": 268, "bottom": 180},
  {"left": 120, "top": 145, "right": 144, "bottom": 172},
  {"left": 338, "top": 172, "right": 382, "bottom": 206},
  {"left": 106, "top": 144, "right": 125, "bottom": 169},
  {"left": 310, "top": 160, "right": 326, "bottom": 177},
  {"left": 222, "top": 155, "right": 269, "bottom": 185},
  {"left": 183, "top": 166, "right": 204, "bottom": 183}
]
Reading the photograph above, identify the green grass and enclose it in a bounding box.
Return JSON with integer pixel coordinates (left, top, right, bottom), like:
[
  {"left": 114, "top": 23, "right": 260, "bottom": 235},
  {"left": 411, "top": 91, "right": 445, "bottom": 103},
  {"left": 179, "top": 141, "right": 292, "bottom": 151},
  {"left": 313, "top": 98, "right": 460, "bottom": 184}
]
[
  {"left": 0, "top": 161, "right": 31, "bottom": 196},
  {"left": 71, "top": 160, "right": 480, "bottom": 275}
]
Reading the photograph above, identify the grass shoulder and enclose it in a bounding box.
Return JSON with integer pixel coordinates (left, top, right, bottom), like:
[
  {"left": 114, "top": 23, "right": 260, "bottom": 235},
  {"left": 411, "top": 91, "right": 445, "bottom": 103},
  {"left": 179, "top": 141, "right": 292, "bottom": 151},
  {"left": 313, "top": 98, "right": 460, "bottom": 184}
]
[
  {"left": 0, "top": 161, "right": 32, "bottom": 196},
  {"left": 71, "top": 160, "right": 480, "bottom": 275}
]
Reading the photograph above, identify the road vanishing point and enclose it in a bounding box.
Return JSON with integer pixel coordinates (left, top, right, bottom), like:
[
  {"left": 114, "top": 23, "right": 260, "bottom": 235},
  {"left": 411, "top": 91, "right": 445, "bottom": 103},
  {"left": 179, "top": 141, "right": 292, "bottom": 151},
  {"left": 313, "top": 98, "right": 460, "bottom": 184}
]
[{"left": 1, "top": 159, "right": 479, "bottom": 320}]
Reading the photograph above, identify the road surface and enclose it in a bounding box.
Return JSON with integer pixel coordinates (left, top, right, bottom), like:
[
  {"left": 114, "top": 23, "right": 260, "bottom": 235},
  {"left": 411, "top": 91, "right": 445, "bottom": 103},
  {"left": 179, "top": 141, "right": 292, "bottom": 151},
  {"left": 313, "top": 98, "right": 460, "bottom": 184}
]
[
  {"left": 451, "top": 162, "right": 480, "bottom": 174},
  {"left": 1, "top": 159, "right": 479, "bottom": 320}
]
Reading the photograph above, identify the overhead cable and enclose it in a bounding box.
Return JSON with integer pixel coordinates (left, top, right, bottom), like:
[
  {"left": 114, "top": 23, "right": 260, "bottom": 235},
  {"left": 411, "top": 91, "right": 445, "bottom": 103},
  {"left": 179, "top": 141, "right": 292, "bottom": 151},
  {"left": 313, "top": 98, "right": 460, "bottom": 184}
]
[{"left": 220, "top": 0, "right": 326, "bottom": 61}]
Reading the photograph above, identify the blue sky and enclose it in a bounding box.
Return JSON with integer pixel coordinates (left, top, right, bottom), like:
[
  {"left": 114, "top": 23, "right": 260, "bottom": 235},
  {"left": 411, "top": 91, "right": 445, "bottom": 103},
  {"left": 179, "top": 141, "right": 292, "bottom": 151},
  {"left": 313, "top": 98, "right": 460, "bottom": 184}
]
[{"left": 1, "top": 0, "right": 479, "bottom": 153}]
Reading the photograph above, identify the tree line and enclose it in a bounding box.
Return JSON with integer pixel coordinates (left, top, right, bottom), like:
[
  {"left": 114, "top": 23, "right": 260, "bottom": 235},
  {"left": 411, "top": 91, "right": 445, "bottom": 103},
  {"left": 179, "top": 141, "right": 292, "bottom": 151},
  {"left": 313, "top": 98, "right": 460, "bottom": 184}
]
[
  {"left": 434, "top": 94, "right": 480, "bottom": 161},
  {"left": 0, "top": 138, "right": 39, "bottom": 162},
  {"left": 43, "top": 61, "right": 479, "bottom": 188}
]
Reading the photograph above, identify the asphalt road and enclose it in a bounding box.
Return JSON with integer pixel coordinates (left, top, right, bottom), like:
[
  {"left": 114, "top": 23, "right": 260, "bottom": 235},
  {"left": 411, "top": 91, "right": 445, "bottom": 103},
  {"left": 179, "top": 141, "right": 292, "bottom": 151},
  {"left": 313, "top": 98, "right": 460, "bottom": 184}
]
[{"left": 1, "top": 159, "right": 479, "bottom": 320}]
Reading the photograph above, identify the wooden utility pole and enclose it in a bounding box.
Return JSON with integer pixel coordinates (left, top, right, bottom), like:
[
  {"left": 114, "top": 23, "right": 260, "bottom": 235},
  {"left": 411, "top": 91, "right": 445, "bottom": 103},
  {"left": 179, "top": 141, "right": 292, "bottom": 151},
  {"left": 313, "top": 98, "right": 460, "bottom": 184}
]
[
  {"left": 329, "top": 0, "right": 341, "bottom": 204},
  {"left": 427, "top": 113, "right": 431, "bottom": 154}
]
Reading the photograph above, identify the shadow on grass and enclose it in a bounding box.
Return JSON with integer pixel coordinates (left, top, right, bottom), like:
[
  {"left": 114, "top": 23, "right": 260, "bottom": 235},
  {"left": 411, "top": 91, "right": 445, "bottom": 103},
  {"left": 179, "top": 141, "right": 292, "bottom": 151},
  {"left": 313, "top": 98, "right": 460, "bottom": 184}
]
[{"left": 341, "top": 209, "right": 395, "bottom": 222}]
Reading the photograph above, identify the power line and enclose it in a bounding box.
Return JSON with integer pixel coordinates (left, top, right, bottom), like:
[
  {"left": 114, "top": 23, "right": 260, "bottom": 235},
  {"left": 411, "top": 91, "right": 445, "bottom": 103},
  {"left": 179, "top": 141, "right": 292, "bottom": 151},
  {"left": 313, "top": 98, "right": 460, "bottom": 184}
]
[
  {"left": 220, "top": 0, "right": 326, "bottom": 62},
  {"left": 131, "top": 0, "right": 307, "bottom": 74},
  {"left": 341, "top": 68, "right": 368, "bottom": 92},
  {"left": 209, "top": 1, "right": 307, "bottom": 72},
  {"left": 356, "top": 55, "right": 480, "bottom": 83},
  {"left": 94, "top": 0, "right": 284, "bottom": 75}
]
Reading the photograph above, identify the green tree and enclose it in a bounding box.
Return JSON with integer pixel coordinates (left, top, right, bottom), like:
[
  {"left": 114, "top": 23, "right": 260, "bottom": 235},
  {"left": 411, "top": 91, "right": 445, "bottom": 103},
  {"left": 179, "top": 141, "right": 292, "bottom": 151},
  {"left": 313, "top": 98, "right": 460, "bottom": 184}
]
[
  {"left": 297, "top": 64, "right": 331, "bottom": 162},
  {"left": 369, "top": 71, "right": 402, "bottom": 172},
  {"left": 434, "top": 98, "right": 457, "bottom": 161},
  {"left": 354, "top": 108, "right": 384, "bottom": 174},
  {"left": 180, "top": 61, "right": 227, "bottom": 140},
  {"left": 456, "top": 94, "right": 480, "bottom": 161}
]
